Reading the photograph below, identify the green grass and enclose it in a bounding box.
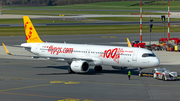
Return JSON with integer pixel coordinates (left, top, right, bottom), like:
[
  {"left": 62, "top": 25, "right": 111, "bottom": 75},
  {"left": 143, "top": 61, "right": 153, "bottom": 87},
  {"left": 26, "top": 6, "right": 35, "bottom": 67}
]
[
  {"left": 3, "top": 1, "right": 180, "bottom": 11},
  {"left": 2, "top": 1, "right": 179, "bottom": 16},
  {"left": 0, "top": 25, "right": 180, "bottom": 36},
  {"left": 0, "top": 19, "right": 82, "bottom": 24}
]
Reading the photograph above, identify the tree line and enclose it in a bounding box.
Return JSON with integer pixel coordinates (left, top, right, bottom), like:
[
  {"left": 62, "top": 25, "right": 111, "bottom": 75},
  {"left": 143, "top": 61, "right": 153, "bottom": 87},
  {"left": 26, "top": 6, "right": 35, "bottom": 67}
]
[{"left": 2, "top": 0, "right": 128, "bottom": 6}]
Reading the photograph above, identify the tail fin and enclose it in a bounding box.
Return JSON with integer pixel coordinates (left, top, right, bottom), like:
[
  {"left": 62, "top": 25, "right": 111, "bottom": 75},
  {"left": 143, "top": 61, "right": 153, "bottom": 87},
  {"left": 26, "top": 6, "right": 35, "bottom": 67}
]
[
  {"left": 127, "top": 38, "right": 132, "bottom": 47},
  {"left": 23, "top": 16, "right": 44, "bottom": 43}
]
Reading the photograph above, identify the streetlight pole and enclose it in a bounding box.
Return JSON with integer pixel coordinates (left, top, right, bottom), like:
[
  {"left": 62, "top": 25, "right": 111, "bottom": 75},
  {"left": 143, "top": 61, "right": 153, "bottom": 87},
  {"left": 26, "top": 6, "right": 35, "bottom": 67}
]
[
  {"left": 161, "top": 15, "right": 165, "bottom": 43},
  {"left": 149, "top": 16, "right": 153, "bottom": 45}
]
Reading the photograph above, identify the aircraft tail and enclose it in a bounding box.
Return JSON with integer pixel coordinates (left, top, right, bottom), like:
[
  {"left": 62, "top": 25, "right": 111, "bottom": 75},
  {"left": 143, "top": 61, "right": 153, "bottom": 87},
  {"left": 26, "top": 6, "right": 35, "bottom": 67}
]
[
  {"left": 127, "top": 38, "right": 132, "bottom": 47},
  {"left": 23, "top": 16, "right": 44, "bottom": 43}
]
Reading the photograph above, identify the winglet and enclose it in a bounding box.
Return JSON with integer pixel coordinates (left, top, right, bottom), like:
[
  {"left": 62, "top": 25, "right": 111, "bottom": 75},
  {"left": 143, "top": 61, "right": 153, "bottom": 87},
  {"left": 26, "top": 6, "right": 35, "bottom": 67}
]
[
  {"left": 2, "top": 43, "right": 11, "bottom": 55},
  {"left": 127, "top": 38, "right": 132, "bottom": 47},
  {"left": 23, "top": 16, "right": 44, "bottom": 43}
]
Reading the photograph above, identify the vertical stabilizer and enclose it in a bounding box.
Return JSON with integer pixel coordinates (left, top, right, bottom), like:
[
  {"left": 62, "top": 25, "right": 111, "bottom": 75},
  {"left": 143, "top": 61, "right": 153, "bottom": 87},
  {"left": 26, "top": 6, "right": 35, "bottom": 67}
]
[
  {"left": 23, "top": 16, "right": 44, "bottom": 43},
  {"left": 127, "top": 38, "right": 132, "bottom": 47}
]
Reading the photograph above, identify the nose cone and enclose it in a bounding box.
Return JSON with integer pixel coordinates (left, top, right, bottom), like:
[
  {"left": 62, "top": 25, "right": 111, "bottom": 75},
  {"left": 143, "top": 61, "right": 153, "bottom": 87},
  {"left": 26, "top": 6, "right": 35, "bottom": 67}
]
[{"left": 152, "top": 57, "right": 160, "bottom": 66}]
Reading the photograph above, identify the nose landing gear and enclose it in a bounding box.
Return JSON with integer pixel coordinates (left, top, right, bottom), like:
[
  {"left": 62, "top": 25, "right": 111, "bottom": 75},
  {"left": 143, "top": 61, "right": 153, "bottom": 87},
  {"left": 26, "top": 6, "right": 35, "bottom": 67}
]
[{"left": 138, "top": 68, "right": 142, "bottom": 77}]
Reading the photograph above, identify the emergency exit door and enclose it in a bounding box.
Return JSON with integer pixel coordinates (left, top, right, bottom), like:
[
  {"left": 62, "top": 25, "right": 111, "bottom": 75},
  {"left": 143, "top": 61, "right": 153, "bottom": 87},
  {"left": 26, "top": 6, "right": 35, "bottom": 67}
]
[{"left": 132, "top": 50, "right": 138, "bottom": 61}]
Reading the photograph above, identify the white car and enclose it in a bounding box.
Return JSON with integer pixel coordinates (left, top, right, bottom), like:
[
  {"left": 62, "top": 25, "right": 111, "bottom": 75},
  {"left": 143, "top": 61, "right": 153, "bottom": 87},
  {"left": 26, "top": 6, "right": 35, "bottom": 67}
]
[{"left": 153, "top": 68, "right": 178, "bottom": 81}]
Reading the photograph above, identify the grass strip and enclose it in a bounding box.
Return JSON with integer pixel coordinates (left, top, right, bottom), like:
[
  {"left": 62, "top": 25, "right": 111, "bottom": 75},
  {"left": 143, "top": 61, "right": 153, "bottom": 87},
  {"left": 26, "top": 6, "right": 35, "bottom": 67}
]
[
  {"left": 0, "top": 25, "right": 180, "bottom": 36},
  {"left": 1, "top": 17, "right": 180, "bottom": 25},
  {"left": 0, "top": 19, "right": 82, "bottom": 24},
  {"left": 3, "top": 1, "right": 180, "bottom": 11}
]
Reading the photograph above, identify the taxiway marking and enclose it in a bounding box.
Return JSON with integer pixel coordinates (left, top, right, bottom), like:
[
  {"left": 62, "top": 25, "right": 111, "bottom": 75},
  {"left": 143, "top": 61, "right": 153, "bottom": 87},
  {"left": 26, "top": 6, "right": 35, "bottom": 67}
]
[
  {"left": 0, "top": 84, "right": 52, "bottom": 92},
  {"left": 0, "top": 76, "right": 179, "bottom": 87},
  {"left": 0, "top": 92, "right": 120, "bottom": 101},
  {"left": 101, "top": 36, "right": 116, "bottom": 38},
  {"left": 58, "top": 99, "right": 93, "bottom": 101},
  {"left": 0, "top": 61, "right": 46, "bottom": 65},
  {"left": 50, "top": 81, "right": 80, "bottom": 84}
]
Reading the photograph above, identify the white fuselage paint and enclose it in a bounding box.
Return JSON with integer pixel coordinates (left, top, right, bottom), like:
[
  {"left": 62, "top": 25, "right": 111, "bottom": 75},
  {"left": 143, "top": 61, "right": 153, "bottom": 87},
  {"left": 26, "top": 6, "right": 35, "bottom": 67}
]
[{"left": 21, "top": 42, "right": 160, "bottom": 68}]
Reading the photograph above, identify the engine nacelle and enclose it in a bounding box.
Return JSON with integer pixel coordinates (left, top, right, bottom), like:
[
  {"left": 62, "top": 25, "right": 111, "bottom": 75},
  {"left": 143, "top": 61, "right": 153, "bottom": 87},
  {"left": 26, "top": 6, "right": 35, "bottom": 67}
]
[
  {"left": 112, "top": 66, "right": 128, "bottom": 70},
  {"left": 70, "top": 60, "right": 89, "bottom": 73}
]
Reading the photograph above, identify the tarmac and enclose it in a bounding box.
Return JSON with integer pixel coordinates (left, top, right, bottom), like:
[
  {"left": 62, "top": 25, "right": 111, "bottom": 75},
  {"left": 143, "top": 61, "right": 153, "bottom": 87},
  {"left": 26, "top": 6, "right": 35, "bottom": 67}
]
[{"left": 0, "top": 34, "right": 180, "bottom": 101}]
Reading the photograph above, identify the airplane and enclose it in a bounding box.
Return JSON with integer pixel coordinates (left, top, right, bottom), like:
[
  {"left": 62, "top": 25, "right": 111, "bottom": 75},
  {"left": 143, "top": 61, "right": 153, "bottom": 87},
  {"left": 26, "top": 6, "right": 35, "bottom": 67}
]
[{"left": 2, "top": 16, "right": 160, "bottom": 73}]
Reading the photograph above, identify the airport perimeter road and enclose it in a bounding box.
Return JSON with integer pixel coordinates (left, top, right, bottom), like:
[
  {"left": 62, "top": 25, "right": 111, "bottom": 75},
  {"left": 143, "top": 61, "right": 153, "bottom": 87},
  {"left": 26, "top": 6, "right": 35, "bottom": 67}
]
[{"left": 1, "top": 21, "right": 180, "bottom": 27}]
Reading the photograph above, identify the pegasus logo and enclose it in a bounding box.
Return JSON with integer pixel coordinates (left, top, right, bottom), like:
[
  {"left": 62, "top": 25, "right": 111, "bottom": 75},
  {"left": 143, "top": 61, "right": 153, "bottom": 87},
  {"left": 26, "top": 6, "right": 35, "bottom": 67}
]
[
  {"left": 25, "top": 22, "right": 33, "bottom": 40},
  {"left": 24, "top": 21, "right": 39, "bottom": 42}
]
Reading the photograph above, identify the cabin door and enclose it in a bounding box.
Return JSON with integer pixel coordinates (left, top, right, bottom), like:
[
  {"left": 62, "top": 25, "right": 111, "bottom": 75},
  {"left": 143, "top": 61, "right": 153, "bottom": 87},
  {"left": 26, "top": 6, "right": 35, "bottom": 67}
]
[{"left": 132, "top": 50, "right": 138, "bottom": 61}]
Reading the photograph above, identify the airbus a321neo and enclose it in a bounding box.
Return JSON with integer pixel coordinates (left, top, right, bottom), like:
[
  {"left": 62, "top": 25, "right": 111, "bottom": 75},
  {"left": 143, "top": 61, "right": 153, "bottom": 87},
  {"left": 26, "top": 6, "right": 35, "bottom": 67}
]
[{"left": 3, "top": 16, "right": 160, "bottom": 73}]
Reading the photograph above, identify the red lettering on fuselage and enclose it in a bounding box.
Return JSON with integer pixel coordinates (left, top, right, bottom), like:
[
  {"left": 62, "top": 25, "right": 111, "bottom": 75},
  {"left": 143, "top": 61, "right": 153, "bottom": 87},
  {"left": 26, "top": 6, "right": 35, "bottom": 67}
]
[
  {"left": 100, "top": 48, "right": 122, "bottom": 64},
  {"left": 63, "top": 48, "right": 73, "bottom": 53},
  {"left": 100, "top": 48, "right": 133, "bottom": 64},
  {"left": 47, "top": 45, "right": 73, "bottom": 55}
]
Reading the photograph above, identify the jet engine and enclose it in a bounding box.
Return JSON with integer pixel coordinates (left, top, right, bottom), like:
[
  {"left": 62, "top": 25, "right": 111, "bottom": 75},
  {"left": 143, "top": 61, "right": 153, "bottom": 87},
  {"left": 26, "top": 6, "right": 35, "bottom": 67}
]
[
  {"left": 112, "top": 66, "right": 128, "bottom": 70},
  {"left": 70, "top": 60, "right": 89, "bottom": 73}
]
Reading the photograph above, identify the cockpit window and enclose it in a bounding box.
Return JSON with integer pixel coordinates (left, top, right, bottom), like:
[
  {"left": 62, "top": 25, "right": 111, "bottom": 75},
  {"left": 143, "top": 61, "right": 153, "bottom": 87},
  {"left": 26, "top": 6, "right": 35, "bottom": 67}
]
[{"left": 142, "top": 53, "right": 156, "bottom": 57}]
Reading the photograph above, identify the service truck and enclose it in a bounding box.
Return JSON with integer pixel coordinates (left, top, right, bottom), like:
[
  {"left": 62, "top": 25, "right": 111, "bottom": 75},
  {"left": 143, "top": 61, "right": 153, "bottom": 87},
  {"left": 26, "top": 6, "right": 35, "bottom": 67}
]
[{"left": 153, "top": 68, "right": 178, "bottom": 81}]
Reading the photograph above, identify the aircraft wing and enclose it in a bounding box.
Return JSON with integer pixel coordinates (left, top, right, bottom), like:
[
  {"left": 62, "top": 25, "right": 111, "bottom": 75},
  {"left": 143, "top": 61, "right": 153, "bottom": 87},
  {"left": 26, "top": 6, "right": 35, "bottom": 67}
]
[{"left": 2, "top": 43, "right": 39, "bottom": 58}]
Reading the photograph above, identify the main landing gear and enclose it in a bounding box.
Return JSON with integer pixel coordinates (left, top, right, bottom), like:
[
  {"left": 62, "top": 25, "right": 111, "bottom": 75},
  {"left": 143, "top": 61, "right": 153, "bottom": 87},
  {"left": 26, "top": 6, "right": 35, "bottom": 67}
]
[
  {"left": 68, "top": 67, "right": 74, "bottom": 73},
  {"left": 94, "top": 65, "right": 102, "bottom": 72}
]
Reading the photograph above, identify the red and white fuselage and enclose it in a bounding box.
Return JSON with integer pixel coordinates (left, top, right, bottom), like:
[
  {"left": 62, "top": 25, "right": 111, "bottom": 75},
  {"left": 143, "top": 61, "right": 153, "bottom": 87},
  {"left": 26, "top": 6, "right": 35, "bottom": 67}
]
[{"left": 21, "top": 43, "right": 160, "bottom": 70}]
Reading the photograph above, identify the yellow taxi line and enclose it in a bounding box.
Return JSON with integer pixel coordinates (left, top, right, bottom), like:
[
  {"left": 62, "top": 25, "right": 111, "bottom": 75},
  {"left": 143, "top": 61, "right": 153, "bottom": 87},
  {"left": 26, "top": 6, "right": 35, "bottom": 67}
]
[{"left": 0, "top": 84, "right": 52, "bottom": 92}]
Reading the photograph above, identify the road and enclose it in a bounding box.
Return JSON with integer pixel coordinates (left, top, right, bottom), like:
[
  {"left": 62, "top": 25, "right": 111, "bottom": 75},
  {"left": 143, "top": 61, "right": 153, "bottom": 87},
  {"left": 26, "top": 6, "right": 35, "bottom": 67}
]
[{"left": 1, "top": 21, "right": 180, "bottom": 27}]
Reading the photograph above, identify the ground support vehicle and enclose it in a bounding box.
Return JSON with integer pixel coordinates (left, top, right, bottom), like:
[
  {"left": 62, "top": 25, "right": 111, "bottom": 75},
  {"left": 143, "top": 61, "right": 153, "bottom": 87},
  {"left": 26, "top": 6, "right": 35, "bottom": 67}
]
[
  {"left": 159, "top": 38, "right": 180, "bottom": 52},
  {"left": 153, "top": 68, "right": 178, "bottom": 81},
  {"left": 131, "top": 41, "right": 163, "bottom": 51},
  {"left": 131, "top": 41, "right": 146, "bottom": 48}
]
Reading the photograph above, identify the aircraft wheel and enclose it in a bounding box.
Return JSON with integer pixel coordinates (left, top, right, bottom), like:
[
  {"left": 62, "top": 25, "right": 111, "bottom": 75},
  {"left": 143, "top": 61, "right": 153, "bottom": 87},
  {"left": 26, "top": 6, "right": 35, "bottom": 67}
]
[
  {"left": 68, "top": 67, "right": 74, "bottom": 73},
  {"left": 139, "top": 73, "right": 142, "bottom": 77},
  {"left": 94, "top": 65, "right": 102, "bottom": 71}
]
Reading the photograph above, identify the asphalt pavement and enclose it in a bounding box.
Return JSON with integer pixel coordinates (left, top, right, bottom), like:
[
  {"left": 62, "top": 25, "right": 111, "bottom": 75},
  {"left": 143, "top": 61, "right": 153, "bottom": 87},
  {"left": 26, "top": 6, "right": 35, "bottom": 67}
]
[{"left": 0, "top": 34, "right": 180, "bottom": 101}]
